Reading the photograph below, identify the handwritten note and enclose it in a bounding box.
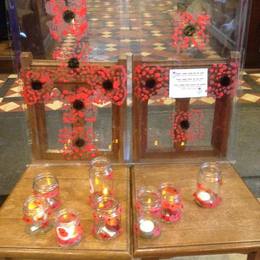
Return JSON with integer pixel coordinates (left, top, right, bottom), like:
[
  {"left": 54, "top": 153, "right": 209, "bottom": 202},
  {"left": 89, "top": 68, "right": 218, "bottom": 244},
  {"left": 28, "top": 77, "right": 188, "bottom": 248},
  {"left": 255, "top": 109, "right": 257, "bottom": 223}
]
[{"left": 169, "top": 68, "right": 208, "bottom": 98}]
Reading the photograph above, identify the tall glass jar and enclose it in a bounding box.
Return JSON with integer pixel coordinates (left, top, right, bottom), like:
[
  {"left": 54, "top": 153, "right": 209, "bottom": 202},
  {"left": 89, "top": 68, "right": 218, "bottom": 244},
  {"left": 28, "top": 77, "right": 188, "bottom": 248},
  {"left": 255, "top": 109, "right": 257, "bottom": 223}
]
[
  {"left": 23, "top": 195, "right": 51, "bottom": 234},
  {"left": 135, "top": 186, "right": 161, "bottom": 239},
  {"left": 55, "top": 209, "right": 83, "bottom": 247},
  {"left": 33, "top": 172, "right": 61, "bottom": 211},
  {"left": 193, "top": 162, "right": 222, "bottom": 208},
  {"left": 92, "top": 196, "right": 122, "bottom": 240},
  {"left": 89, "top": 157, "right": 113, "bottom": 207},
  {"left": 159, "top": 183, "right": 183, "bottom": 223}
]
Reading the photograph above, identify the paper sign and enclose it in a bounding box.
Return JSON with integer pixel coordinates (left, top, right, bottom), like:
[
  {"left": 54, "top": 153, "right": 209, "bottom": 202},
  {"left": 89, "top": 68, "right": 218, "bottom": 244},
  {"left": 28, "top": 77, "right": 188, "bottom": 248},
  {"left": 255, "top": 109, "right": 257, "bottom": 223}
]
[{"left": 169, "top": 68, "right": 208, "bottom": 98}]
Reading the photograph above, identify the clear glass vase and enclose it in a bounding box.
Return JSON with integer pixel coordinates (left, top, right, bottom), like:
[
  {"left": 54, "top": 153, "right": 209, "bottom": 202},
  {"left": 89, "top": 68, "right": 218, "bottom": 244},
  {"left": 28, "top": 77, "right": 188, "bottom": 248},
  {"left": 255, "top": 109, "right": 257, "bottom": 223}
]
[
  {"left": 33, "top": 172, "right": 61, "bottom": 211},
  {"left": 193, "top": 162, "right": 222, "bottom": 208},
  {"left": 92, "top": 196, "right": 122, "bottom": 240},
  {"left": 89, "top": 156, "right": 113, "bottom": 207}
]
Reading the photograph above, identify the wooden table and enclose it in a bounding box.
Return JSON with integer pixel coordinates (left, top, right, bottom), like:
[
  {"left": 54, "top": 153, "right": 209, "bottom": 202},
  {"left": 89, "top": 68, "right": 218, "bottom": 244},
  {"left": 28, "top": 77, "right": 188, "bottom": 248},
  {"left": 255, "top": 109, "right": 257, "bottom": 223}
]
[
  {"left": 0, "top": 164, "right": 131, "bottom": 260},
  {"left": 132, "top": 163, "right": 260, "bottom": 260}
]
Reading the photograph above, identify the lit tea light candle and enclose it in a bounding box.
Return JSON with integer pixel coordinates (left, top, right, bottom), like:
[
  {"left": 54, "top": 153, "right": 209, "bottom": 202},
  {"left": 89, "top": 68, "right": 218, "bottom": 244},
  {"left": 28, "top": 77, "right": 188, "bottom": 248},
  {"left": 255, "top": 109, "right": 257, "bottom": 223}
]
[
  {"left": 55, "top": 209, "right": 83, "bottom": 247},
  {"left": 197, "top": 191, "right": 211, "bottom": 202},
  {"left": 139, "top": 219, "right": 155, "bottom": 238}
]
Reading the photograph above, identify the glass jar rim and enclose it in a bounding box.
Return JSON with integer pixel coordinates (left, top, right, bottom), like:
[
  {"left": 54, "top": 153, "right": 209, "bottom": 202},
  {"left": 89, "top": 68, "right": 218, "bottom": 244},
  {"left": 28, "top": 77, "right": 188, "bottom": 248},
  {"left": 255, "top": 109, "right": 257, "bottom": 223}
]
[
  {"left": 23, "top": 194, "right": 48, "bottom": 212},
  {"left": 55, "top": 208, "right": 80, "bottom": 225},
  {"left": 95, "top": 195, "right": 119, "bottom": 212},
  {"left": 33, "top": 172, "right": 59, "bottom": 193},
  {"left": 200, "top": 162, "right": 222, "bottom": 181},
  {"left": 137, "top": 186, "right": 161, "bottom": 208},
  {"left": 90, "top": 156, "right": 111, "bottom": 167}
]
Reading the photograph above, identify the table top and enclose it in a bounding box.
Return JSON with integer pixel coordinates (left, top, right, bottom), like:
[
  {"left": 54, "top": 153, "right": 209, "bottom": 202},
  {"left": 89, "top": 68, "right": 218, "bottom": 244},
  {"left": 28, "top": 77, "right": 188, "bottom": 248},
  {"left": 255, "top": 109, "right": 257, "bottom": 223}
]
[
  {"left": 132, "top": 163, "right": 260, "bottom": 258},
  {"left": 0, "top": 164, "right": 131, "bottom": 260}
]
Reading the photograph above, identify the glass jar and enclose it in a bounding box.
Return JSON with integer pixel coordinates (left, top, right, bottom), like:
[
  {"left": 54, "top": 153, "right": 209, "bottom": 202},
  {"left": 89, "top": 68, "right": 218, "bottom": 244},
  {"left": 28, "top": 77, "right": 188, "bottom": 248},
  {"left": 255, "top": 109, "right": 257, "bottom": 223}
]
[
  {"left": 92, "top": 196, "right": 122, "bottom": 240},
  {"left": 89, "top": 157, "right": 113, "bottom": 207},
  {"left": 135, "top": 186, "right": 161, "bottom": 239},
  {"left": 33, "top": 172, "right": 61, "bottom": 211},
  {"left": 159, "top": 183, "right": 183, "bottom": 223},
  {"left": 193, "top": 162, "right": 222, "bottom": 208},
  {"left": 55, "top": 209, "right": 83, "bottom": 247},
  {"left": 23, "top": 195, "right": 51, "bottom": 234}
]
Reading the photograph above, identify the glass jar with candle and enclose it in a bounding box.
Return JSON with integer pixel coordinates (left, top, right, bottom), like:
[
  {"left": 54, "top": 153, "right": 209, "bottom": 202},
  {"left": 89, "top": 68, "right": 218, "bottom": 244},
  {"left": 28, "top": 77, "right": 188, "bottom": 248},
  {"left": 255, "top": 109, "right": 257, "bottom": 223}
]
[
  {"left": 23, "top": 195, "right": 51, "bottom": 234},
  {"left": 89, "top": 156, "right": 113, "bottom": 207},
  {"left": 193, "top": 162, "right": 222, "bottom": 208},
  {"left": 159, "top": 183, "right": 183, "bottom": 223},
  {"left": 136, "top": 186, "right": 161, "bottom": 239},
  {"left": 92, "top": 196, "right": 122, "bottom": 240},
  {"left": 33, "top": 172, "right": 61, "bottom": 211},
  {"left": 55, "top": 209, "right": 83, "bottom": 247}
]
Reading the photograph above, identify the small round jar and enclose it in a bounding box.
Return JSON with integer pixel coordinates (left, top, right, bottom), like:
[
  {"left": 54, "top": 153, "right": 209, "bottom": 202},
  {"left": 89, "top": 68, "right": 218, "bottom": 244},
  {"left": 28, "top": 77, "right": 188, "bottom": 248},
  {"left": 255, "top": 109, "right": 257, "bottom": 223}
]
[
  {"left": 23, "top": 195, "right": 51, "bottom": 234},
  {"left": 89, "top": 157, "right": 113, "bottom": 207},
  {"left": 92, "top": 196, "right": 122, "bottom": 240},
  {"left": 55, "top": 209, "right": 83, "bottom": 247},
  {"left": 33, "top": 173, "right": 61, "bottom": 211},
  {"left": 193, "top": 162, "right": 222, "bottom": 208},
  {"left": 159, "top": 183, "right": 183, "bottom": 223}
]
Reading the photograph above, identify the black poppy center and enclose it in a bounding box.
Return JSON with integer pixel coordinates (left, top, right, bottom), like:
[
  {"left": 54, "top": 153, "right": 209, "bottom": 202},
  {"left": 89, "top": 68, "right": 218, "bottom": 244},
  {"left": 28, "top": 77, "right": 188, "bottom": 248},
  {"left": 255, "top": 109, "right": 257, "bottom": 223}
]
[
  {"left": 180, "top": 120, "right": 190, "bottom": 130},
  {"left": 145, "top": 78, "right": 156, "bottom": 89},
  {"left": 219, "top": 75, "right": 231, "bottom": 87},
  {"left": 68, "top": 57, "right": 80, "bottom": 69},
  {"left": 63, "top": 10, "right": 75, "bottom": 24},
  {"left": 31, "top": 80, "right": 43, "bottom": 91},
  {"left": 73, "top": 99, "right": 85, "bottom": 110},
  {"left": 74, "top": 138, "right": 85, "bottom": 148},
  {"left": 183, "top": 24, "right": 196, "bottom": 37},
  {"left": 102, "top": 80, "right": 113, "bottom": 91}
]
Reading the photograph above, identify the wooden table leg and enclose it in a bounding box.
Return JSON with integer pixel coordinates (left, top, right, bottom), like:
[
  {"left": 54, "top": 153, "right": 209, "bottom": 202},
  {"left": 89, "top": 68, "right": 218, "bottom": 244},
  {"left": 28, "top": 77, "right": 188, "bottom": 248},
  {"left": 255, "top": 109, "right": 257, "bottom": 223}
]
[{"left": 247, "top": 252, "right": 260, "bottom": 260}]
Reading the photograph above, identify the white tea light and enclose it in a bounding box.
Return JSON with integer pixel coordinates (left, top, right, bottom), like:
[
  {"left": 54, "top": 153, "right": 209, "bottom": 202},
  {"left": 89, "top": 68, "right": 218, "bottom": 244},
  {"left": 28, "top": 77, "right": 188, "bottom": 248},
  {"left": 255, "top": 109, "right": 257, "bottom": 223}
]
[
  {"left": 197, "top": 191, "right": 211, "bottom": 201},
  {"left": 139, "top": 219, "right": 155, "bottom": 238}
]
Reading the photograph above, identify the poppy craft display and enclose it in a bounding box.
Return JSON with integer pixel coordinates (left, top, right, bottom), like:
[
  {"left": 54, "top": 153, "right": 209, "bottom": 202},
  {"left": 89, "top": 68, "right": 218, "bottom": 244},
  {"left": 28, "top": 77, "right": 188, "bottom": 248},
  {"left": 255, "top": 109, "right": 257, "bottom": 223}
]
[
  {"left": 172, "top": 11, "right": 210, "bottom": 51},
  {"left": 208, "top": 63, "right": 239, "bottom": 98},
  {"left": 134, "top": 65, "right": 169, "bottom": 101},
  {"left": 170, "top": 110, "right": 205, "bottom": 146}
]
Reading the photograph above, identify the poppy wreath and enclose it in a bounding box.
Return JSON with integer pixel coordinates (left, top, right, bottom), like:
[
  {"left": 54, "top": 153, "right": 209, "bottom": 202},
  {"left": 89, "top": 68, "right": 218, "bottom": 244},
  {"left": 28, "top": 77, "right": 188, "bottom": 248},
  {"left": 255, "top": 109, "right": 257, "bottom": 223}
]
[
  {"left": 91, "top": 65, "right": 127, "bottom": 106},
  {"left": 134, "top": 65, "right": 169, "bottom": 101},
  {"left": 208, "top": 62, "right": 238, "bottom": 98},
  {"left": 21, "top": 69, "right": 54, "bottom": 105},
  {"left": 170, "top": 109, "right": 204, "bottom": 145},
  {"left": 58, "top": 126, "right": 97, "bottom": 160},
  {"left": 62, "top": 87, "right": 97, "bottom": 124},
  {"left": 45, "top": 0, "right": 88, "bottom": 42},
  {"left": 172, "top": 11, "right": 210, "bottom": 51}
]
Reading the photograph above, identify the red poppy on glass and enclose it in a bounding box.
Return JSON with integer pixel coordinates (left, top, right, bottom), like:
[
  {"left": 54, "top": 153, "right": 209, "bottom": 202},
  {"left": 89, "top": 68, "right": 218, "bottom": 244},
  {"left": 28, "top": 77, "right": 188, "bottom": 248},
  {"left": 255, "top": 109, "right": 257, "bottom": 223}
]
[
  {"left": 46, "top": 0, "right": 88, "bottom": 42},
  {"left": 62, "top": 87, "right": 97, "bottom": 124},
  {"left": 170, "top": 110, "right": 204, "bottom": 144},
  {"left": 134, "top": 65, "right": 169, "bottom": 101},
  {"left": 172, "top": 12, "right": 210, "bottom": 51},
  {"left": 208, "top": 63, "right": 238, "bottom": 98},
  {"left": 58, "top": 127, "right": 97, "bottom": 160},
  {"left": 21, "top": 70, "right": 54, "bottom": 105},
  {"left": 92, "top": 65, "right": 127, "bottom": 106}
]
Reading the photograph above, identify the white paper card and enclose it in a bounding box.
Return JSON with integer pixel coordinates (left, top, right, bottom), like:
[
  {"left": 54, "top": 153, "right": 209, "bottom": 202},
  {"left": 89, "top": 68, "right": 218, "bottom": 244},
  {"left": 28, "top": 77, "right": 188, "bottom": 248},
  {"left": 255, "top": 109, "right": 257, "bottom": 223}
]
[{"left": 169, "top": 68, "right": 208, "bottom": 98}]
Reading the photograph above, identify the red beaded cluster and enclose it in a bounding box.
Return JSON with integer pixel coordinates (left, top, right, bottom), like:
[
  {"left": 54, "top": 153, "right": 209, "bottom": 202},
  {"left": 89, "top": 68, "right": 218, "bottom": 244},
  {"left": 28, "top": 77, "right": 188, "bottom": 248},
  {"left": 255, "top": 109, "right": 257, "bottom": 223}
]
[
  {"left": 172, "top": 12, "right": 210, "bottom": 51},
  {"left": 170, "top": 110, "right": 204, "bottom": 144},
  {"left": 134, "top": 65, "right": 169, "bottom": 101},
  {"left": 208, "top": 63, "right": 239, "bottom": 98}
]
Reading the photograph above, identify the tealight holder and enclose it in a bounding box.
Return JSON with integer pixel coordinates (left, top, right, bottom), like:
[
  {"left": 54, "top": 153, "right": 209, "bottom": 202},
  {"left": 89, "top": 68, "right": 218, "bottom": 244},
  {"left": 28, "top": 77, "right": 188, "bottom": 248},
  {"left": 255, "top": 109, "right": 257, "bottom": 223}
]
[
  {"left": 55, "top": 209, "right": 83, "bottom": 247},
  {"left": 33, "top": 172, "right": 61, "bottom": 212},
  {"left": 135, "top": 186, "right": 161, "bottom": 239},
  {"left": 23, "top": 195, "right": 51, "bottom": 234},
  {"left": 89, "top": 157, "right": 113, "bottom": 208},
  {"left": 159, "top": 183, "right": 183, "bottom": 223},
  {"left": 92, "top": 196, "right": 122, "bottom": 240},
  {"left": 193, "top": 162, "right": 222, "bottom": 208}
]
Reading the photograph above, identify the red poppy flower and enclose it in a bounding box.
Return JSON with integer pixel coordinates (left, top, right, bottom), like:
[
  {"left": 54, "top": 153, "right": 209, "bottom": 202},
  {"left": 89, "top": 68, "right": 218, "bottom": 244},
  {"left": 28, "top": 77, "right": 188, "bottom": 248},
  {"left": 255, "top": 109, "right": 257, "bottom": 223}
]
[
  {"left": 170, "top": 109, "right": 204, "bottom": 144},
  {"left": 46, "top": 0, "right": 88, "bottom": 42},
  {"left": 58, "top": 126, "right": 97, "bottom": 160},
  {"left": 91, "top": 65, "right": 127, "bottom": 106},
  {"left": 134, "top": 65, "right": 169, "bottom": 101},
  {"left": 172, "top": 12, "right": 210, "bottom": 51},
  {"left": 21, "top": 70, "right": 54, "bottom": 105},
  {"left": 208, "top": 62, "right": 238, "bottom": 98},
  {"left": 62, "top": 87, "right": 96, "bottom": 124}
]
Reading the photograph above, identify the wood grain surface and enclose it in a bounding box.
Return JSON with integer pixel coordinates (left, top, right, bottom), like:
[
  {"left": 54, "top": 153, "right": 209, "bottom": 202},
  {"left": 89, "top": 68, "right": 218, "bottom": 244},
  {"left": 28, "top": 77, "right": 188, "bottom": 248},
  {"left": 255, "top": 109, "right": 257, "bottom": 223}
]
[
  {"left": 132, "top": 163, "right": 260, "bottom": 259},
  {"left": 0, "top": 164, "right": 131, "bottom": 260}
]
